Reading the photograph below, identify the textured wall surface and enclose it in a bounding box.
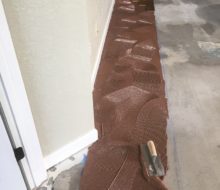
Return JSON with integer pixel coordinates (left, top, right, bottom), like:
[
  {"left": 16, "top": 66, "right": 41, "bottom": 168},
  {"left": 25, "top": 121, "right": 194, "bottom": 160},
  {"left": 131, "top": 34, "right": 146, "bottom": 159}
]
[
  {"left": 2, "top": 0, "right": 95, "bottom": 156},
  {"left": 86, "top": 0, "right": 114, "bottom": 71}
]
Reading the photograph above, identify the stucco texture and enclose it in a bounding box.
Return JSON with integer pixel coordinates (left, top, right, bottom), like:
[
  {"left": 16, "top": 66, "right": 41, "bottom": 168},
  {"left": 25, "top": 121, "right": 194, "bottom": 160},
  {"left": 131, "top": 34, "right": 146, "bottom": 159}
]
[{"left": 2, "top": 0, "right": 95, "bottom": 156}]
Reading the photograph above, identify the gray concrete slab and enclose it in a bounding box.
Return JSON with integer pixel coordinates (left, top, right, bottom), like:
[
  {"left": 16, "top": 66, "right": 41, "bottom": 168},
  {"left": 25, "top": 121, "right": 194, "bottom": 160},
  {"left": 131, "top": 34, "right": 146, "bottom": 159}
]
[{"left": 155, "top": 0, "right": 220, "bottom": 189}]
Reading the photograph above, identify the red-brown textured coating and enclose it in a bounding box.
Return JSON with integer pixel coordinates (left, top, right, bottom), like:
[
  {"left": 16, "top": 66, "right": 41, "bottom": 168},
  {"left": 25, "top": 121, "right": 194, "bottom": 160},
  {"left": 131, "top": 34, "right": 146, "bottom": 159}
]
[{"left": 80, "top": 0, "right": 168, "bottom": 189}]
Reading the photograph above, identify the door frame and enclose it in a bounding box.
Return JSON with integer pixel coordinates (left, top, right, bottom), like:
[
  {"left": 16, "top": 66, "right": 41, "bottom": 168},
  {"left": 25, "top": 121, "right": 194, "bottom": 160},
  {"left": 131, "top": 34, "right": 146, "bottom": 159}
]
[
  {"left": 0, "top": 1, "right": 47, "bottom": 189},
  {"left": 0, "top": 110, "right": 27, "bottom": 190}
]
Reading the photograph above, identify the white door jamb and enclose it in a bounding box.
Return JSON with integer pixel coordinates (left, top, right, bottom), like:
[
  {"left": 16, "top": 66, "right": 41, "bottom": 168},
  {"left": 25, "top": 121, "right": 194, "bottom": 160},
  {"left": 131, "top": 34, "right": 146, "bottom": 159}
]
[{"left": 0, "top": 2, "right": 47, "bottom": 188}]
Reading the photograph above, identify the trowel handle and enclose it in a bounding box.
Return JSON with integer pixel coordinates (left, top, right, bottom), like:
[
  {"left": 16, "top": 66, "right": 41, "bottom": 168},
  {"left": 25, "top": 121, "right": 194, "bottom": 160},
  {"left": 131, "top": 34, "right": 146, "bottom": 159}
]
[{"left": 147, "top": 141, "right": 157, "bottom": 156}]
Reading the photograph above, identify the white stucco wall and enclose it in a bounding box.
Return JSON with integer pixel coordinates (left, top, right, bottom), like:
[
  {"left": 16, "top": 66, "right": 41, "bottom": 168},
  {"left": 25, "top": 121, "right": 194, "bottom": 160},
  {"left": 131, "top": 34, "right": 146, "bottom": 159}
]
[
  {"left": 2, "top": 0, "right": 95, "bottom": 157},
  {"left": 86, "top": 0, "right": 114, "bottom": 71},
  {"left": 2, "top": 0, "right": 114, "bottom": 158}
]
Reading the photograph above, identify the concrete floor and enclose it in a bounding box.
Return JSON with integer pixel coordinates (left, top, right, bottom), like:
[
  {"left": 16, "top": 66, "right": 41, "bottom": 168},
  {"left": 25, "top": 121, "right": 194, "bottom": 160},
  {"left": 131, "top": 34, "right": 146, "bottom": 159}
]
[
  {"left": 155, "top": 0, "right": 220, "bottom": 189},
  {"left": 42, "top": 1, "right": 220, "bottom": 190},
  {"left": 37, "top": 149, "right": 87, "bottom": 190}
]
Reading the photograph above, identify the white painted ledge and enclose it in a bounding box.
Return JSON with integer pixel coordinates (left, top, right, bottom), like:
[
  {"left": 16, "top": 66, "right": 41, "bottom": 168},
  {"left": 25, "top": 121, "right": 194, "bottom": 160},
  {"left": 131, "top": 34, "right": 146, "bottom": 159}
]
[
  {"left": 91, "top": 0, "right": 115, "bottom": 87},
  {"left": 44, "top": 129, "right": 98, "bottom": 169}
]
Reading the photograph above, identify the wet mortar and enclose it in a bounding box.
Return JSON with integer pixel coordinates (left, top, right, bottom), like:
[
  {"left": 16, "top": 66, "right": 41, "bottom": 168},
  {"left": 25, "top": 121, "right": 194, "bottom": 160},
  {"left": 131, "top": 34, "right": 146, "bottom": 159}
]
[
  {"left": 80, "top": 0, "right": 168, "bottom": 190},
  {"left": 52, "top": 0, "right": 220, "bottom": 190}
]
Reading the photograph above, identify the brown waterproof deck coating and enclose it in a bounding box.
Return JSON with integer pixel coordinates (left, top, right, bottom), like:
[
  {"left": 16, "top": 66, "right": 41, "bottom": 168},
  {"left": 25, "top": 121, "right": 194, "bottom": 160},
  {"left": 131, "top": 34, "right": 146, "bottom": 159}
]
[{"left": 80, "top": 0, "right": 168, "bottom": 189}]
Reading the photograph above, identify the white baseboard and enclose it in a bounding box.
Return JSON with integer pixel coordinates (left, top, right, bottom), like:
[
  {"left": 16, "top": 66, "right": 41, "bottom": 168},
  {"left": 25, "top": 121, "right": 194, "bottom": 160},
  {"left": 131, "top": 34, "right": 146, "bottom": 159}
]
[
  {"left": 91, "top": 0, "right": 115, "bottom": 87},
  {"left": 44, "top": 129, "right": 98, "bottom": 169}
]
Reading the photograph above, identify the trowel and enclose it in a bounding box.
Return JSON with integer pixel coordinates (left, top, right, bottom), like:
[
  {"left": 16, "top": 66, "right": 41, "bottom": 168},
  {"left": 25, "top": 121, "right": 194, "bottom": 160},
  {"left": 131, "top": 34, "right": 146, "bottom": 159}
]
[{"left": 140, "top": 140, "right": 165, "bottom": 178}]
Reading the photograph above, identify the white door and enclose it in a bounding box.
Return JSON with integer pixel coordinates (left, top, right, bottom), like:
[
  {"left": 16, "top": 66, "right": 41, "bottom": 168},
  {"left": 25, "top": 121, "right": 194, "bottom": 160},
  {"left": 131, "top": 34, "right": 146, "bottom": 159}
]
[
  {"left": 0, "top": 111, "right": 27, "bottom": 190},
  {"left": 0, "top": 1, "right": 47, "bottom": 188}
]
